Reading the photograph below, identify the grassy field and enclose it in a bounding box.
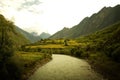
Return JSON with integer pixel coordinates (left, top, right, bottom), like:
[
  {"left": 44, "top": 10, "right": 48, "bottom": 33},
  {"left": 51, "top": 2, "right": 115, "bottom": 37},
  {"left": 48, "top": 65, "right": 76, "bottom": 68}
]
[
  {"left": 26, "top": 39, "right": 80, "bottom": 49},
  {"left": 11, "top": 51, "right": 52, "bottom": 80},
  {"left": 26, "top": 44, "right": 65, "bottom": 48}
]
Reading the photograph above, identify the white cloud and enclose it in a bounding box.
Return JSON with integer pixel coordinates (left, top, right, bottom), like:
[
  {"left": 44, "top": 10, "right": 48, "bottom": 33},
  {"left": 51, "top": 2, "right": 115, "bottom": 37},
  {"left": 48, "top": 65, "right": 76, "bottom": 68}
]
[{"left": 0, "top": 0, "right": 120, "bottom": 34}]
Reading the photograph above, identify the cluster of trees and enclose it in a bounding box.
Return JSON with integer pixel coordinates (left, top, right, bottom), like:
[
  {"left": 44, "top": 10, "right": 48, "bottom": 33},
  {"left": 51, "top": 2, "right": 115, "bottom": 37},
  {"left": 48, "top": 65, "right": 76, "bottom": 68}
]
[{"left": 0, "top": 15, "right": 21, "bottom": 80}]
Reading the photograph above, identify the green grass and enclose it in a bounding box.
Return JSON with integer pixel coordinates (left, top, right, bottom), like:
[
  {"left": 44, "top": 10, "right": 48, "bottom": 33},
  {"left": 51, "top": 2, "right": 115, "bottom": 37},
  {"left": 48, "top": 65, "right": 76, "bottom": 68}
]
[
  {"left": 11, "top": 51, "right": 52, "bottom": 80},
  {"left": 16, "top": 52, "right": 46, "bottom": 66},
  {"left": 26, "top": 39, "right": 80, "bottom": 49}
]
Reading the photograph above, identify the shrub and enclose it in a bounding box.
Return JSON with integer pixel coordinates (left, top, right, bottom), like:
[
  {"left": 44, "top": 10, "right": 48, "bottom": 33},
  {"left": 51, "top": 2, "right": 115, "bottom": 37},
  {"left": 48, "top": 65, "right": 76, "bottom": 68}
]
[
  {"left": 70, "top": 47, "right": 84, "bottom": 58},
  {"left": 6, "top": 57, "right": 23, "bottom": 80},
  {"left": 111, "top": 47, "right": 120, "bottom": 62}
]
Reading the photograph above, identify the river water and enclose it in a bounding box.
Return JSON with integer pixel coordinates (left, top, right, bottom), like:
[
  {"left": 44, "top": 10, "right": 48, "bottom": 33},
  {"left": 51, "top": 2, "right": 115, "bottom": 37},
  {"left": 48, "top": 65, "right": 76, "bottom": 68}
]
[{"left": 28, "top": 54, "right": 104, "bottom": 80}]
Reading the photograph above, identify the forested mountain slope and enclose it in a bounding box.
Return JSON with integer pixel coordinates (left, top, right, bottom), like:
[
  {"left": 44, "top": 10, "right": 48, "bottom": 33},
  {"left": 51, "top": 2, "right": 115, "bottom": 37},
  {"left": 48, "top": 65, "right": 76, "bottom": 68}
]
[
  {"left": 50, "top": 5, "right": 120, "bottom": 39},
  {"left": 0, "top": 14, "right": 29, "bottom": 47}
]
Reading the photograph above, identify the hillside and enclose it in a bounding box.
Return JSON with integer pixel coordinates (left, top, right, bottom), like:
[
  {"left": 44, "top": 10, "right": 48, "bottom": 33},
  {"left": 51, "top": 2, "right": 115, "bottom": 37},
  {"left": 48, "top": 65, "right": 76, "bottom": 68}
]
[
  {"left": 76, "top": 21, "right": 120, "bottom": 80},
  {"left": 50, "top": 27, "right": 69, "bottom": 39},
  {"left": 0, "top": 14, "right": 29, "bottom": 47},
  {"left": 78, "top": 21, "right": 120, "bottom": 58},
  {"left": 16, "top": 27, "right": 41, "bottom": 43},
  {"left": 50, "top": 5, "right": 120, "bottom": 39}
]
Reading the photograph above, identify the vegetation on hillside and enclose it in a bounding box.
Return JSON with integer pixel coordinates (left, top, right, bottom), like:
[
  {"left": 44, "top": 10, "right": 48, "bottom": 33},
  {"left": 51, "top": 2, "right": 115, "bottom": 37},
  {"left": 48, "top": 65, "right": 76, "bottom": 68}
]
[
  {"left": 0, "top": 15, "right": 29, "bottom": 48},
  {"left": 0, "top": 14, "right": 17, "bottom": 80},
  {"left": 50, "top": 5, "right": 120, "bottom": 39},
  {"left": 75, "top": 22, "right": 120, "bottom": 80}
]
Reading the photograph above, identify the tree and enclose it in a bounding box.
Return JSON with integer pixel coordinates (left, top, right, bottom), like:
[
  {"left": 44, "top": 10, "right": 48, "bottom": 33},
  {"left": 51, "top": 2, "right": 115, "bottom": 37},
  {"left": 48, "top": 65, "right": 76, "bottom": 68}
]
[
  {"left": 64, "top": 39, "right": 68, "bottom": 46},
  {"left": 0, "top": 14, "right": 14, "bottom": 80},
  {"left": 0, "top": 15, "right": 14, "bottom": 62}
]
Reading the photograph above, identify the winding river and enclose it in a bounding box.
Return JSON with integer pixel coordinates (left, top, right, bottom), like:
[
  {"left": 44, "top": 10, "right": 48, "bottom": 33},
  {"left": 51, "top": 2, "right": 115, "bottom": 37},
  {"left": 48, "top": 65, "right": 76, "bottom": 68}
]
[{"left": 28, "top": 54, "right": 104, "bottom": 80}]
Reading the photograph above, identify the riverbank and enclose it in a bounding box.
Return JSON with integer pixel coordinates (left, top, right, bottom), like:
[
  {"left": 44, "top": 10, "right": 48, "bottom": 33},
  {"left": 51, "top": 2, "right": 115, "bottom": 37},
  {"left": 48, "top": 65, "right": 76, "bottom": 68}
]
[
  {"left": 22, "top": 57, "right": 52, "bottom": 80},
  {"left": 87, "top": 52, "right": 120, "bottom": 80},
  {"left": 12, "top": 51, "right": 52, "bottom": 80}
]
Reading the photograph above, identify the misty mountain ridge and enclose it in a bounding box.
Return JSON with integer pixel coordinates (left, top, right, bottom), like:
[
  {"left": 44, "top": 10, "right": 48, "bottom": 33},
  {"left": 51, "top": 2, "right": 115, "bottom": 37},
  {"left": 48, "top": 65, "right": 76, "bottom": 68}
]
[
  {"left": 39, "top": 32, "right": 51, "bottom": 39},
  {"left": 30, "top": 32, "right": 51, "bottom": 39},
  {"left": 15, "top": 27, "right": 41, "bottom": 43},
  {"left": 30, "top": 32, "right": 38, "bottom": 36},
  {"left": 50, "top": 5, "right": 120, "bottom": 39},
  {"left": 16, "top": 27, "right": 51, "bottom": 42}
]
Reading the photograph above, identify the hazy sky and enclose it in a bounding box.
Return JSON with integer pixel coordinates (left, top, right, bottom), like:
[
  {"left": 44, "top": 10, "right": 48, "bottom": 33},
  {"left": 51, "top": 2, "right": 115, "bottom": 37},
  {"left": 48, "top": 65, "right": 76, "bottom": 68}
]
[{"left": 0, "top": 0, "right": 120, "bottom": 35}]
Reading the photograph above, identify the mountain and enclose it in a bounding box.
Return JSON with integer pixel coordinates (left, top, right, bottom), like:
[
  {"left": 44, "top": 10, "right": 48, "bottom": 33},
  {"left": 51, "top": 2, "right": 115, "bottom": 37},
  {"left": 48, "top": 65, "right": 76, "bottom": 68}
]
[
  {"left": 15, "top": 27, "right": 41, "bottom": 43},
  {"left": 50, "top": 5, "right": 120, "bottom": 39},
  {"left": 0, "top": 14, "right": 29, "bottom": 47},
  {"left": 30, "top": 32, "right": 38, "bottom": 36},
  {"left": 39, "top": 32, "right": 51, "bottom": 39},
  {"left": 50, "top": 27, "right": 69, "bottom": 39},
  {"left": 80, "top": 21, "right": 120, "bottom": 53}
]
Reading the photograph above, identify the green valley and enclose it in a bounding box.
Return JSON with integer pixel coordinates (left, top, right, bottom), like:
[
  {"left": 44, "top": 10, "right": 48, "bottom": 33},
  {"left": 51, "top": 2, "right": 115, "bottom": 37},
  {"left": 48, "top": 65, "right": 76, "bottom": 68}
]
[
  {"left": 23, "top": 21, "right": 120, "bottom": 80},
  {"left": 0, "top": 3, "right": 120, "bottom": 80}
]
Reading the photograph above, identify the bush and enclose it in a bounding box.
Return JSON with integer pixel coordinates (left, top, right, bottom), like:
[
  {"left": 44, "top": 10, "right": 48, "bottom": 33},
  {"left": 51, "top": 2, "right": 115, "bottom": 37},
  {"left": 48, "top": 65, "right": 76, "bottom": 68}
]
[
  {"left": 111, "top": 47, "right": 120, "bottom": 62},
  {"left": 6, "top": 58, "right": 23, "bottom": 80},
  {"left": 70, "top": 47, "right": 84, "bottom": 58},
  {"left": 0, "top": 54, "right": 23, "bottom": 80}
]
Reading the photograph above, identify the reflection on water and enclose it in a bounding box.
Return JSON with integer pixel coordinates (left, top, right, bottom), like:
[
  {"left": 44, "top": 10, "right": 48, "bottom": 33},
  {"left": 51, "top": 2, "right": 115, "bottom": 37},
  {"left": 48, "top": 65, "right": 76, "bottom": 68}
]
[{"left": 28, "top": 54, "right": 103, "bottom": 80}]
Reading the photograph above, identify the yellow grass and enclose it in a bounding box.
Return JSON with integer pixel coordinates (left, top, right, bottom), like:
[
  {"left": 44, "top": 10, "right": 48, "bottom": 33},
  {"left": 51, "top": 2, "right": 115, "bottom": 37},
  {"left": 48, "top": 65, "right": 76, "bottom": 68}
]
[
  {"left": 27, "top": 44, "right": 65, "bottom": 49},
  {"left": 13, "top": 51, "right": 51, "bottom": 80},
  {"left": 25, "top": 39, "right": 84, "bottom": 49},
  {"left": 15, "top": 51, "right": 46, "bottom": 66},
  {"left": 68, "top": 40, "right": 80, "bottom": 46}
]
